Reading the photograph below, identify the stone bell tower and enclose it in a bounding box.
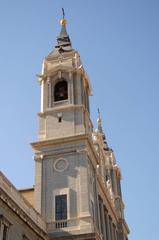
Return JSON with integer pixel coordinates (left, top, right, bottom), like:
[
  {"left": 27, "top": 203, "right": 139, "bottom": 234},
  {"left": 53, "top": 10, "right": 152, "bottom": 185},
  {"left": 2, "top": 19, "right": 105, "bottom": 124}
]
[
  {"left": 31, "top": 13, "right": 129, "bottom": 240},
  {"left": 31, "top": 15, "right": 96, "bottom": 239},
  {"left": 37, "top": 16, "right": 92, "bottom": 141}
]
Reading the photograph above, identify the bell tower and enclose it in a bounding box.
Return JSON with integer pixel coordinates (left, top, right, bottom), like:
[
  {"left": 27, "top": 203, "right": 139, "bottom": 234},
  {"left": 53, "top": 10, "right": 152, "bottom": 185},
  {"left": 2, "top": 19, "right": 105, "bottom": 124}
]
[
  {"left": 32, "top": 13, "right": 96, "bottom": 239},
  {"left": 38, "top": 15, "right": 92, "bottom": 141},
  {"left": 31, "top": 12, "right": 129, "bottom": 240}
]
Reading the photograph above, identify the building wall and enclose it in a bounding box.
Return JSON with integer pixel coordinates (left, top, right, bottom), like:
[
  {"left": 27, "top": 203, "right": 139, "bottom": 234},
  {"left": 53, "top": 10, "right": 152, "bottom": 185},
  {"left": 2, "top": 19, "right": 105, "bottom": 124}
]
[
  {"left": 0, "top": 172, "right": 47, "bottom": 240},
  {"left": 19, "top": 188, "right": 35, "bottom": 207},
  {"left": 34, "top": 139, "right": 94, "bottom": 236},
  {"left": 0, "top": 200, "right": 44, "bottom": 240}
]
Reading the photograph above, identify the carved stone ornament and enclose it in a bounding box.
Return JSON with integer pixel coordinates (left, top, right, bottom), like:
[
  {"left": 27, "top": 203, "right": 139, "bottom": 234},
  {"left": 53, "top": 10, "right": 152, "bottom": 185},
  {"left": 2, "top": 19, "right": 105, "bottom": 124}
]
[{"left": 53, "top": 158, "right": 69, "bottom": 172}]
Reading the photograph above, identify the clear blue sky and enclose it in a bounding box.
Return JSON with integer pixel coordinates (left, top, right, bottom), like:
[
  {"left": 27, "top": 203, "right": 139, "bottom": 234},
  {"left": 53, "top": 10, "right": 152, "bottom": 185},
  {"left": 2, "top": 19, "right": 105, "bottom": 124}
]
[{"left": 0, "top": 1, "right": 159, "bottom": 239}]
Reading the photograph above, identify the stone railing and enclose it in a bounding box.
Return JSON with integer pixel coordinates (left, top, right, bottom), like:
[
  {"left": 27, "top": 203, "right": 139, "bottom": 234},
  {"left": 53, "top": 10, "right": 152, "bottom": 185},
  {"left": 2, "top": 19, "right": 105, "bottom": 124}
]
[
  {"left": 53, "top": 99, "right": 68, "bottom": 107},
  {"left": 47, "top": 215, "right": 92, "bottom": 232},
  {"left": 0, "top": 171, "right": 46, "bottom": 232}
]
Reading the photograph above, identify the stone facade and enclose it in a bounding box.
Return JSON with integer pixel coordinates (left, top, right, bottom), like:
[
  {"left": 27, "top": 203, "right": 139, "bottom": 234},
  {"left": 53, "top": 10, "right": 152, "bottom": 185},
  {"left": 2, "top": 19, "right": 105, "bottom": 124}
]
[
  {"left": 19, "top": 188, "right": 34, "bottom": 207},
  {"left": 0, "top": 16, "right": 129, "bottom": 240}
]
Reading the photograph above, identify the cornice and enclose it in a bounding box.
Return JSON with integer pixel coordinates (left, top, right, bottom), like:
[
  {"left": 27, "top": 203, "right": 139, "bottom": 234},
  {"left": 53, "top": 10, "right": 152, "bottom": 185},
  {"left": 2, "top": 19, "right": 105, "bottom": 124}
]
[
  {"left": 37, "top": 105, "right": 93, "bottom": 130},
  {"left": 31, "top": 134, "right": 89, "bottom": 151},
  {"left": 34, "top": 149, "right": 78, "bottom": 161},
  {"left": 38, "top": 104, "right": 86, "bottom": 117},
  {"left": 45, "top": 50, "right": 77, "bottom": 61},
  {"left": 51, "top": 232, "right": 101, "bottom": 240},
  {"left": 38, "top": 66, "right": 80, "bottom": 82}
]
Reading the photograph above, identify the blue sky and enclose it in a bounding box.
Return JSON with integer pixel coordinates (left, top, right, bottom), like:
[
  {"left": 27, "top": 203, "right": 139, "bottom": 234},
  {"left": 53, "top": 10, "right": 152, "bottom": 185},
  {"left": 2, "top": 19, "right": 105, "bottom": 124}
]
[{"left": 0, "top": 1, "right": 159, "bottom": 239}]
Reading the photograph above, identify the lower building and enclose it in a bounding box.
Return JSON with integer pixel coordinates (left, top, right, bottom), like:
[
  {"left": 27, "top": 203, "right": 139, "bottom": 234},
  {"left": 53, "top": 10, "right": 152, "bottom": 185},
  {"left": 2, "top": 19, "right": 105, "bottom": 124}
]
[{"left": 0, "top": 172, "right": 48, "bottom": 240}]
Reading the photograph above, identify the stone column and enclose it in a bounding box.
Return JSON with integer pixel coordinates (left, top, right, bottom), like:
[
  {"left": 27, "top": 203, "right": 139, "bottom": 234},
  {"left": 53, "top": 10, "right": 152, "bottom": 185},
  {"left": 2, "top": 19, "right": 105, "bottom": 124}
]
[
  {"left": 0, "top": 223, "right": 4, "bottom": 240},
  {"left": 94, "top": 175, "right": 100, "bottom": 230},
  {"left": 112, "top": 169, "right": 118, "bottom": 196},
  {"left": 104, "top": 211, "right": 108, "bottom": 240},
  {"left": 98, "top": 197, "right": 102, "bottom": 235},
  {"left": 47, "top": 77, "right": 52, "bottom": 108},
  {"left": 34, "top": 156, "right": 43, "bottom": 214},
  {"left": 40, "top": 79, "right": 44, "bottom": 112},
  {"left": 109, "top": 216, "right": 113, "bottom": 240},
  {"left": 105, "top": 211, "right": 111, "bottom": 240},
  {"left": 69, "top": 72, "right": 74, "bottom": 104},
  {"left": 114, "top": 228, "right": 118, "bottom": 240},
  {"left": 101, "top": 203, "right": 107, "bottom": 240},
  {"left": 112, "top": 223, "right": 116, "bottom": 240}
]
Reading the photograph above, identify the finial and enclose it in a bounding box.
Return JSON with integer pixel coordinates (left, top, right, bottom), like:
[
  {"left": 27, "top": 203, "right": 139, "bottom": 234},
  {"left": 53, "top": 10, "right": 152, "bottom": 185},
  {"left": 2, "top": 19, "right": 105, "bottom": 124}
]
[
  {"left": 97, "top": 109, "right": 109, "bottom": 150},
  {"left": 60, "top": 8, "right": 67, "bottom": 26},
  {"left": 97, "top": 108, "right": 102, "bottom": 124},
  {"left": 62, "top": 8, "right": 65, "bottom": 19}
]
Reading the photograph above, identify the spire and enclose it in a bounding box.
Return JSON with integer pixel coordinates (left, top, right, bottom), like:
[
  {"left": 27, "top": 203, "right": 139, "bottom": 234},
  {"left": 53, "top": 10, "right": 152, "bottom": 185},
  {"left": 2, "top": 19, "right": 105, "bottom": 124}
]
[
  {"left": 97, "top": 109, "right": 109, "bottom": 151},
  {"left": 55, "top": 8, "right": 73, "bottom": 53},
  {"left": 46, "top": 9, "right": 73, "bottom": 59},
  {"left": 59, "top": 8, "right": 68, "bottom": 37},
  {"left": 97, "top": 108, "right": 103, "bottom": 134}
]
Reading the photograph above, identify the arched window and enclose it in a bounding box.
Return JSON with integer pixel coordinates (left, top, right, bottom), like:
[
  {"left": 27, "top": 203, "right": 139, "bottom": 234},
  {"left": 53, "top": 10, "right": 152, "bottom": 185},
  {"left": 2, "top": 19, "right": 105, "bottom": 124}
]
[{"left": 54, "top": 80, "right": 68, "bottom": 102}]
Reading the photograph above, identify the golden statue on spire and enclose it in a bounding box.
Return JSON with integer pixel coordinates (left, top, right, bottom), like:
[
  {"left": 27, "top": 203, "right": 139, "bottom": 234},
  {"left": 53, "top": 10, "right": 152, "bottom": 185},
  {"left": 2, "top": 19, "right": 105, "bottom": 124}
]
[{"left": 60, "top": 8, "right": 67, "bottom": 26}]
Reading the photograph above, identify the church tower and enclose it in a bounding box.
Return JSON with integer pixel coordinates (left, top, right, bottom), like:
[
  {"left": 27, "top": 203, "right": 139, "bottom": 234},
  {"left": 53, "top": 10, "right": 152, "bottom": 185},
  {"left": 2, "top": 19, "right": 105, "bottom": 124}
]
[{"left": 31, "top": 13, "right": 129, "bottom": 240}]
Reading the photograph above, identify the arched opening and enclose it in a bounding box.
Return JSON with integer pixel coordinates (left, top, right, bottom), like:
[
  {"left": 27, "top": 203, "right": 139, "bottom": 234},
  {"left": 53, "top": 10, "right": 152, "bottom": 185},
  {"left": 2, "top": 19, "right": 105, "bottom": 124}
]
[{"left": 54, "top": 80, "right": 68, "bottom": 102}]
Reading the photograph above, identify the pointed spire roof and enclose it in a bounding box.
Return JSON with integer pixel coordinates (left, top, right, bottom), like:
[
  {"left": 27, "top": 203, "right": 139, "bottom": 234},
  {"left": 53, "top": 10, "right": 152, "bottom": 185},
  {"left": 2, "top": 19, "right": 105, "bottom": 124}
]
[
  {"left": 55, "top": 18, "right": 73, "bottom": 53},
  {"left": 46, "top": 9, "right": 73, "bottom": 59},
  {"left": 59, "top": 18, "right": 68, "bottom": 38},
  {"left": 97, "top": 108, "right": 104, "bottom": 134},
  {"left": 59, "top": 7, "right": 68, "bottom": 38},
  {"left": 97, "top": 109, "right": 109, "bottom": 151}
]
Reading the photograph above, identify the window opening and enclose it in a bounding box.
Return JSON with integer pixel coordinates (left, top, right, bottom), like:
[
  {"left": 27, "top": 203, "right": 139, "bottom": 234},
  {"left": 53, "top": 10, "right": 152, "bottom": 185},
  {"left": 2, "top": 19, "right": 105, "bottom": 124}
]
[
  {"left": 0, "top": 216, "right": 10, "bottom": 240},
  {"left": 91, "top": 200, "right": 95, "bottom": 221},
  {"left": 55, "top": 194, "right": 67, "bottom": 221},
  {"left": 3, "top": 224, "right": 8, "bottom": 240},
  {"left": 54, "top": 80, "right": 68, "bottom": 102},
  {"left": 58, "top": 116, "right": 62, "bottom": 123},
  {"left": 23, "top": 234, "right": 29, "bottom": 240}
]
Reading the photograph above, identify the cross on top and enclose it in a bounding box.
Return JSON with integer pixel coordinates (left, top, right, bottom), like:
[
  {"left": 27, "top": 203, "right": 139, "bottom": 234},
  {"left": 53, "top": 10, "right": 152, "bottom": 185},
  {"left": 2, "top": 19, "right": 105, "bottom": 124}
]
[{"left": 62, "top": 8, "right": 65, "bottom": 19}]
